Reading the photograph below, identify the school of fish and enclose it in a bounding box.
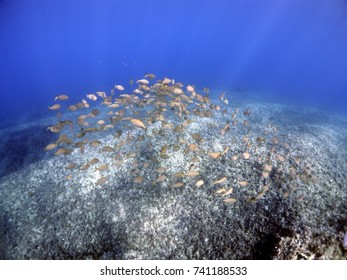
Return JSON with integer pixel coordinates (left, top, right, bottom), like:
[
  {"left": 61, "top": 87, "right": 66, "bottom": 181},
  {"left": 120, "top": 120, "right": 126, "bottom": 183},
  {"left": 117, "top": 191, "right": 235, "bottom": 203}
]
[{"left": 45, "top": 74, "right": 312, "bottom": 204}]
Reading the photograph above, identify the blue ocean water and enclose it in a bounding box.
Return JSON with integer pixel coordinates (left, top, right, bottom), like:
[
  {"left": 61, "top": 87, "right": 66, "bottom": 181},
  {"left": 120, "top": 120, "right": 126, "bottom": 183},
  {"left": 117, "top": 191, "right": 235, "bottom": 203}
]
[
  {"left": 1, "top": 0, "right": 347, "bottom": 262},
  {"left": 0, "top": 0, "right": 347, "bottom": 129}
]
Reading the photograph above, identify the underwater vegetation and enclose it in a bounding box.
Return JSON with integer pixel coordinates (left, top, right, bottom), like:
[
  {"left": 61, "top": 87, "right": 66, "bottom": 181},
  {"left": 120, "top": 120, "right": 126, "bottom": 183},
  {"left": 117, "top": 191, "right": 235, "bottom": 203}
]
[
  {"left": 0, "top": 74, "right": 346, "bottom": 260},
  {"left": 0, "top": 126, "right": 54, "bottom": 178},
  {"left": 44, "top": 74, "right": 313, "bottom": 204}
]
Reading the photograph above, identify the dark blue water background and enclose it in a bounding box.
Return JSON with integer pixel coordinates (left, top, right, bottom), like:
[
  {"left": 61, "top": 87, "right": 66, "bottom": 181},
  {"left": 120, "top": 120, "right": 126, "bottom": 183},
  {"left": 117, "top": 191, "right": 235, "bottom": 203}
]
[{"left": 1, "top": 0, "right": 347, "bottom": 128}]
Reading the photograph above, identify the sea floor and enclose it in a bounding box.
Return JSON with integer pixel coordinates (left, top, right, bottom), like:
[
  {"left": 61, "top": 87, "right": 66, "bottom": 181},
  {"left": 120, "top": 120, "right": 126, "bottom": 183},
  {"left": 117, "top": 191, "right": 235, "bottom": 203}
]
[{"left": 0, "top": 97, "right": 346, "bottom": 260}]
